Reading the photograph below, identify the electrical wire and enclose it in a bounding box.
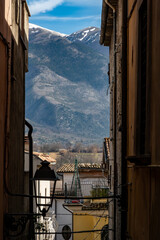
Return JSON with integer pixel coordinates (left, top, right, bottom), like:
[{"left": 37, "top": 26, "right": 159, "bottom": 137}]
[
  {"left": 34, "top": 229, "right": 103, "bottom": 235},
  {"left": 93, "top": 231, "right": 101, "bottom": 240},
  {"left": 58, "top": 223, "right": 72, "bottom": 226},
  {"left": 55, "top": 213, "right": 107, "bottom": 217},
  {"left": 55, "top": 212, "right": 113, "bottom": 220},
  {"left": 81, "top": 208, "right": 107, "bottom": 240}
]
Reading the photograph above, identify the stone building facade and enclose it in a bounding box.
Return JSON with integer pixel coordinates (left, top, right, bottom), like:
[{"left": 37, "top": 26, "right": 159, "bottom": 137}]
[
  {"left": 100, "top": 0, "right": 160, "bottom": 239},
  {"left": 100, "top": 0, "right": 125, "bottom": 239},
  {"left": 0, "top": 0, "right": 30, "bottom": 239}
]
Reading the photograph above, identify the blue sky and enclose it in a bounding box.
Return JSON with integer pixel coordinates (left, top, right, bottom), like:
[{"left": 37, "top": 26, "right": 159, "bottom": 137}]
[{"left": 27, "top": 0, "right": 102, "bottom": 34}]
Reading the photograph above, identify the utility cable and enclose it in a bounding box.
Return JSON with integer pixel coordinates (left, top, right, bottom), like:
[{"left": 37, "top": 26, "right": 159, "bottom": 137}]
[
  {"left": 34, "top": 229, "right": 103, "bottom": 235},
  {"left": 82, "top": 208, "right": 106, "bottom": 240}
]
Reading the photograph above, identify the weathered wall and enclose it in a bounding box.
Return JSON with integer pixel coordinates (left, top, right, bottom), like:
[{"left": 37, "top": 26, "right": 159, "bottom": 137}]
[
  {"left": 127, "top": 166, "right": 150, "bottom": 240},
  {"left": 127, "top": 1, "right": 138, "bottom": 156},
  {"left": 101, "top": 0, "right": 160, "bottom": 239},
  {"left": 52, "top": 199, "right": 73, "bottom": 240},
  {"left": 115, "top": 1, "right": 123, "bottom": 239},
  {"left": 107, "top": 0, "right": 124, "bottom": 239},
  {"left": 73, "top": 213, "right": 108, "bottom": 240},
  {"left": 0, "top": 0, "right": 30, "bottom": 239},
  {"left": 150, "top": 168, "right": 160, "bottom": 240},
  {"left": 0, "top": 39, "right": 8, "bottom": 240},
  {"left": 127, "top": 166, "right": 160, "bottom": 240},
  {"left": 7, "top": 0, "right": 30, "bottom": 217},
  {"left": 0, "top": 1, "right": 11, "bottom": 239},
  {"left": 126, "top": 0, "right": 160, "bottom": 239},
  {"left": 108, "top": 28, "right": 115, "bottom": 240},
  {"left": 151, "top": 0, "right": 160, "bottom": 165},
  {"left": 63, "top": 173, "right": 74, "bottom": 185}
]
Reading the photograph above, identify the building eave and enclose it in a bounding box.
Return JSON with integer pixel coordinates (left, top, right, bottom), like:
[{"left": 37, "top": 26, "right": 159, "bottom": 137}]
[
  {"left": 22, "top": 0, "right": 31, "bottom": 17},
  {"left": 100, "top": 0, "right": 118, "bottom": 46}
]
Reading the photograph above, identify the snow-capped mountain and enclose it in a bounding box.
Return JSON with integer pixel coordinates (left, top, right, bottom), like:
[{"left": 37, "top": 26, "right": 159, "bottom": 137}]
[
  {"left": 26, "top": 24, "right": 109, "bottom": 144},
  {"left": 67, "top": 27, "right": 99, "bottom": 42},
  {"left": 66, "top": 27, "right": 109, "bottom": 55},
  {"left": 29, "top": 23, "right": 66, "bottom": 37}
]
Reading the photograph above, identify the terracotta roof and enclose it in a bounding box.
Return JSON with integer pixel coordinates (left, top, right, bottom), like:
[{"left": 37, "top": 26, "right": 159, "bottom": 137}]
[
  {"left": 102, "top": 138, "right": 110, "bottom": 168},
  {"left": 57, "top": 163, "right": 102, "bottom": 173},
  {"left": 104, "top": 137, "right": 110, "bottom": 157},
  {"left": 33, "top": 152, "right": 56, "bottom": 163},
  {"left": 24, "top": 136, "right": 29, "bottom": 143}
]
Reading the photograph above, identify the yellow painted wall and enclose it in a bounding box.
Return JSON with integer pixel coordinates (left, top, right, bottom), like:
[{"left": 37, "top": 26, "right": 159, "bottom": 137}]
[{"left": 73, "top": 213, "right": 108, "bottom": 240}]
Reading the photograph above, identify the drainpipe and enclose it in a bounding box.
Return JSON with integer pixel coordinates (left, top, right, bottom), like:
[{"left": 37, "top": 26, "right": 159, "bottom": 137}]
[
  {"left": 104, "top": 1, "right": 117, "bottom": 240},
  {"left": 25, "top": 120, "right": 34, "bottom": 238},
  {"left": 105, "top": 0, "right": 116, "bottom": 13},
  {"left": 25, "top": 120, "right": 33, "bottom": 214}
]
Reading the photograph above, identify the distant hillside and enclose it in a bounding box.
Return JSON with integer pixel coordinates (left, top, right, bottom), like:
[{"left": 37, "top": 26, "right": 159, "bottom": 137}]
[{"left": 26, "top": 24, "right": 109, "bottom": 145}]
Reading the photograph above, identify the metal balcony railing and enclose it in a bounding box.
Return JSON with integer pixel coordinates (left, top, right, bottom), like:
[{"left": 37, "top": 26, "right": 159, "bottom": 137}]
[{"left": 60, "top": 180, "right": 109, "bottom": 197}]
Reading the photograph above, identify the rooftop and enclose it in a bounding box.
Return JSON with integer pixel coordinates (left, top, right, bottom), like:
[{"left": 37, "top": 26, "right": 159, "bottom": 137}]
[
  {"left": 57, "top": 163, "right": 102, "bottom": 173},
  {"left": 100, "top": 0, "right": 118, "bottom": 46},
  {"left": 104, "top": 137, "right": 110, "bottom": 157},
  {"left": 34, "top": 152, "right": 56, "bottom": 163}
]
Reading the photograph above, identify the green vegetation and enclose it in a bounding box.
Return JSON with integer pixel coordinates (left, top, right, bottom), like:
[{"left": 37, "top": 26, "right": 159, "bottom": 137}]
[{"left": 90, "top": 187, "right": 109, "bottom": 198}]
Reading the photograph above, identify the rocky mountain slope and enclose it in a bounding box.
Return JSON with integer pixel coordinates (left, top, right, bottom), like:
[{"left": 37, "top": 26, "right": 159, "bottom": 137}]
[
  {"left": 25, "top": 24, "right": 109, "bottom": 145},
  {"left": 66, "top": 26, "right": 109, "bottom": 55}
]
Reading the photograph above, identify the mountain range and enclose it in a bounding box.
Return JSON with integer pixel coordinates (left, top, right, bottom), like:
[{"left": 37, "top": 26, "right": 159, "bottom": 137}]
[{"left": 25, "top": 24, "right": 109, "bottom": 145}]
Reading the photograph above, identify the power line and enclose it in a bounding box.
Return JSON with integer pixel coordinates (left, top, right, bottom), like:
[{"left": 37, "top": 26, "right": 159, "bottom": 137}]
[
  {"left": 34, "top": 229, "right": 103, "bottom": 235},
  {"left": 58, "top": 224, "right": 72, "bottom": 226},
  {"left": 56, "top": 213, "right": 107, "bottom": 217},
  {"left": 93, "top": 231, "right": 101, "bottom": 240},
  {"left": 82, "top": 209, "right": 107, "bottom": 240}
]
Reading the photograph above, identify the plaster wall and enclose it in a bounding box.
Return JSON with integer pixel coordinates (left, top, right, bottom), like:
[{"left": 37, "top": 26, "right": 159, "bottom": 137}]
[
  {"left": 52, "top": 199, "right": 73, "bottom": 240},
  {"left": 63, "top": 173, "right": 73, "bottom": 186},
  {"left": 73, "top": 213, "right": 108, "bottom": 240}
]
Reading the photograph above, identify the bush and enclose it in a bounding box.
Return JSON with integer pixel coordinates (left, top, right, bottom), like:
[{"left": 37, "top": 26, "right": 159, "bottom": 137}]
[{"left": 90, "top": 187, "right": 109, "bottom": 198}]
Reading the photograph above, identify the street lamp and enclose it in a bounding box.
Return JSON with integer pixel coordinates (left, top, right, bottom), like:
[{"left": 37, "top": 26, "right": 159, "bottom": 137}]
[
  {"left": 5, "top": 160, "right": 59, "bottom": 237},
  {"left": 33, "top": 160, "right": 59, "bottom": 217}
]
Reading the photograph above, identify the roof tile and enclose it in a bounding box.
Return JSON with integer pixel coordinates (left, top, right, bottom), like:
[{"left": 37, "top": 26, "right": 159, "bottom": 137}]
[{"left": 57, "top": 163, "right": 102, "bottom": 173}]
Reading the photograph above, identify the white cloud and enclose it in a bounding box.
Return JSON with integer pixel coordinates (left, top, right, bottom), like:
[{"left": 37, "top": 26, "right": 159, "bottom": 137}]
[
  {"left": 66, "top": 0, "right": 101, "bottom": 7},
  {"left": 28, "top": 0, "right": 64, "bottom": 15},
  {"left": 31, "top": 15, "right": 100, "bottom": 21},
  {"left": 28, "top": 0, "right": 101, "bottom": 15}
]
